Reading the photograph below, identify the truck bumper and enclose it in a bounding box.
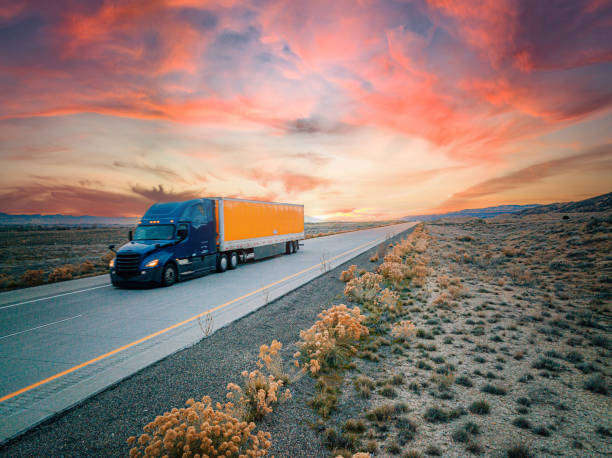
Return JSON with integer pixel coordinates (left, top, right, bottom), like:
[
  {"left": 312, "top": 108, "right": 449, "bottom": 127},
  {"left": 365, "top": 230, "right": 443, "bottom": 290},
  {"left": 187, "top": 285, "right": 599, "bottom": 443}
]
[{"left": 110, "top": 266, "right": 163, "bottom": 287}]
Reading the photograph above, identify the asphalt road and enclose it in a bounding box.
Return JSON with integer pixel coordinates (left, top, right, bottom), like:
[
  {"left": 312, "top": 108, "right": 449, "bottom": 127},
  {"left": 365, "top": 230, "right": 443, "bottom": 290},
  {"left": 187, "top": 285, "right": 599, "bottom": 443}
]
[{"left": 0, "top": 222, "right": 415, "bottom": 442}]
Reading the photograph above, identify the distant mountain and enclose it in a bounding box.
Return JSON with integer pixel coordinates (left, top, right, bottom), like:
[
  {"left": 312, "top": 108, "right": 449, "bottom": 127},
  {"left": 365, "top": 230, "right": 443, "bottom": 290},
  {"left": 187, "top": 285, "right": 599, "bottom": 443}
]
[
  {"left": 0, "top": 213, "right": 139, "bottom": 226},
  {"left": 0, "top": 212, "right": 324, "bottom": 226},
  {"left": 402, "top": 204, "right": 539, "bottom": 222},
  {"left": 519, "top": 192, "right": 612, "bottom": 215}
]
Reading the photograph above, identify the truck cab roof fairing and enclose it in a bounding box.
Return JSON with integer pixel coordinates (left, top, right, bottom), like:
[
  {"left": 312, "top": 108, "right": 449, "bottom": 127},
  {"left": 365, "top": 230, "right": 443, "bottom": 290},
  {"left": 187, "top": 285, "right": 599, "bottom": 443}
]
[{"left": 140, "top": 199, "right": 208, "bottom": 224}]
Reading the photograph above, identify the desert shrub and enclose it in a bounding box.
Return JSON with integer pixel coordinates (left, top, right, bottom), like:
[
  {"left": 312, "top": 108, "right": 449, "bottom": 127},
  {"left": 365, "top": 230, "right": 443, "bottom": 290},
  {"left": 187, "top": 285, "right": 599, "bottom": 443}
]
[
  {"left": 48, "top": 265, "right": 74, "bottom": 283},
  {"left": 379, "top": 384, "right": 397, "bottom": 398},
  {"left": 101, "top": 251, "right": 115, "bottom": 264},
  {"left": 591, "top": 334, "right": 611, "bottom": 349},
  {"left": 226, "top": 370, "right": 291, "bottom": 422},
  {"left": 78, "top": 260, "right": 95, "bottom": 273},
  {"left": 455, "top": 375, "right": 473, "bottom": 387},
  {"left": 369, "top": 254, "right": 379, "bottom": 262},
  {"left": 507, "top": 444, "right": 532, "bottom": 458},
  {"left": 322, "top": 427, "right": 360, "bottom": 453},
  {"left": 512, "top": 417, "right": 531, "bottom": 430},
  {"left": 20, "top": 269, "right": 45, "bottom": 286},
  {"left": 507, "top": 267, "right": 534, "bottom": 286},
  {"left": 448, "top": 284, "right": 468, "bottom": 299},
  {"left": 127, "top": 396, "right": 271, "bottom": 458},
  {"left": 480, "top": 384, "right": 507, "bottom": 395},
  {"left": 432, "top": 292, "right": 453, "bottom": 308},
  {"left": 0, "top": 273, "right": 14, "bottom": 289},
  {"left": 340, "top": 265, "right": 357, "bottom": 283},
  {"left": 344, "top": 273, "right": 383, "bottom": 303},
  {"left": 353, "top": 376, "right": 375, "bottom": 398},
  {"left": 549, "top": 258, "right": 571, "bottom": 271},
  {"left": 377, "top": 261, "right": 407, "bottom": 288},
  {"left": 365, "top": 402, "right": 408, "bottom": 422},
  {"left": 564, "top": 351, "right": 583, "bottom": 363},
  {"left": 343, "top": 419, "right": 366, "bottom": 434},
  {"left": 584, "top": 374, "right": 609, "bottom": 395},
  {"left": 391, "top": 320, "right": 417, "bottom": 340},
  {"left": 298, "top": 304, "right": 369, "bottom": 374},
  {"left": 502, "top": 246, "right": 523, "bottom": 257},
  {"left": 533, "top": 425, "right": 550, "bottom": 436},
  {"left": 423, "top": 406, "right": 464, "bottom": 423},
  {"left": 373, "top": 288, "right": 401, "bottom": 315},
  {"left": 532, "top": 357, "right": 564, "bottom": 372},
  {"left": 469, "top": 400, "right": 490, "bottom": 414},
  {"left": 257, "top": 339, "right": 303, "bottom": 384}
]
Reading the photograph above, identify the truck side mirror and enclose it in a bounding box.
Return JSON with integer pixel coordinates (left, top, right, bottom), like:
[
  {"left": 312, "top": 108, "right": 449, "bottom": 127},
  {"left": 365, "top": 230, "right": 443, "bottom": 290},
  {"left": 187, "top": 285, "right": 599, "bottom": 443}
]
[
  {"left": 128, "top": 230, "right": 133, "bottom": 241},
  {"left": 108, "top": 244, "right": 116, "bottom": 252},
  {"left": 177, "top": 227, "right": 188, "bottom": 241}
]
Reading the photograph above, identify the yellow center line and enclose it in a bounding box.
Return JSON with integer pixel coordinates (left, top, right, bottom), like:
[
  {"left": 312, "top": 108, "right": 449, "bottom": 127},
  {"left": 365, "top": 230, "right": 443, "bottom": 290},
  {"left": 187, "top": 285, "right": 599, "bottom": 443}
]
[{"left": 0, "top": 232, "right": 398, "bottom": 404}]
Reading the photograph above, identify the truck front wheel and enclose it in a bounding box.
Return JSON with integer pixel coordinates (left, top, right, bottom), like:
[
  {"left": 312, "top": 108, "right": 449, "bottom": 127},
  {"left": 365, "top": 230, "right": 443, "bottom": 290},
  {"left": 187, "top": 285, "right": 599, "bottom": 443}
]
[
  {"left": 162, "top": 263, "right": 177, "bottom": 286},
  {"left": 217, "top": 254, "right": 228, "bottom": 272},
  {"left": 228, "top": 252, "right": 238, "bottom": 270}
]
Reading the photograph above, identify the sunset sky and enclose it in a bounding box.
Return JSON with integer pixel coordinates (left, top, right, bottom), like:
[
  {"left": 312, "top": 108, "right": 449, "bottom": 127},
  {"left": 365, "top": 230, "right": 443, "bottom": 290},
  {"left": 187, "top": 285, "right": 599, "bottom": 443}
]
[{"left": 1, "top": 0, "right": 611, "bottom": 220}]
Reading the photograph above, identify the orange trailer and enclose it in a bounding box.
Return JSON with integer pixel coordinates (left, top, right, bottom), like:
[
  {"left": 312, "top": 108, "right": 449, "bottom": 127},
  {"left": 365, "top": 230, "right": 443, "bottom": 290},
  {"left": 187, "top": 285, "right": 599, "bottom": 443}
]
[{"left": 212, "top": 197, "right": 304, "bottom": 258}]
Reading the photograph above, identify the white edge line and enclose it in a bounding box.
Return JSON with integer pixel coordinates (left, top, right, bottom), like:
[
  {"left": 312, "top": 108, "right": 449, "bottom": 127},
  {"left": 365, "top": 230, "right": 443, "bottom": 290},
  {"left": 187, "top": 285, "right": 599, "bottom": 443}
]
[
  {"left": 0, "top": 285, "right": 111, "bottom": 310},
  {"left": 0, "top": 314, "right": 83, "bottom": 340}
]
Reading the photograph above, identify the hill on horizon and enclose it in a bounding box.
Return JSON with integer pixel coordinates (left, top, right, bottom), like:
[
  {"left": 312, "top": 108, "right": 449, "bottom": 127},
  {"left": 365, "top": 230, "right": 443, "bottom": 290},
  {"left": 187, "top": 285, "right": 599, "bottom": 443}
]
[
  {"left": 401, "top": 204, "right": 539, "bottom": 222},
  {"left": 518, "top": 192, "right": 612, "bottom": 215}
]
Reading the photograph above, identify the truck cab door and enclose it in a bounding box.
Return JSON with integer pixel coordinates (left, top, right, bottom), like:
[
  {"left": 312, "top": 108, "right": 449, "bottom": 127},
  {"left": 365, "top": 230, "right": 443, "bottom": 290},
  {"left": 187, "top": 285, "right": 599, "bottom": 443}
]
[
  {"left": 186, "top": 203, "right": 211, "bottom": 273},
  {"left": 173, "top": 223, "right": 198, "bottom": 276}
]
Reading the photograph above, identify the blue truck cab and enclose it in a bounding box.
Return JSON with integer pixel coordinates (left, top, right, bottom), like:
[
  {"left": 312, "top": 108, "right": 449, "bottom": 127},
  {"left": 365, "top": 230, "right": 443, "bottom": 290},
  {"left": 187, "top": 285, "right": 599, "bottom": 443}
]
[{"left": 109, "top": 199, "right": 217, "bottom": 287}]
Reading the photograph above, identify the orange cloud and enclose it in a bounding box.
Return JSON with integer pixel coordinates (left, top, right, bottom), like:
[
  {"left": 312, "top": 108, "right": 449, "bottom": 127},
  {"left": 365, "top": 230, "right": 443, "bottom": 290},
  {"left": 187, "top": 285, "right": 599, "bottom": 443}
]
[{"left": 437, "top": 144, "right": 612, "bottom": 211}]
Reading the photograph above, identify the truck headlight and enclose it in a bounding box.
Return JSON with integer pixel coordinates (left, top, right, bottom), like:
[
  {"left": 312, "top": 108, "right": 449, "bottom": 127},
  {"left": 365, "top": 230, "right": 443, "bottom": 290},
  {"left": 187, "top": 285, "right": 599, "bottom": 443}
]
[
  {"left": 109, "top": 258, "right": 115, "bottom": 267},
  {"left": 145, "top": 259, "right": 159, "bottom": 268}
]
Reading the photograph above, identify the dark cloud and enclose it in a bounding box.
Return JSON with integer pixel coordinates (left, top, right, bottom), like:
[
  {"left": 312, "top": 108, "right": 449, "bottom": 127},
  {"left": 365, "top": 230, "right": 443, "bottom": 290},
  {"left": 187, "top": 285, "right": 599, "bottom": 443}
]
[
  {"left": 176, "top": 7, "right": 217, "bottom": 30},
  {"left": 513, "top": 0, "right": 612, "bottom": 71},
  {"left": 113, "top": 161, "right": 185, "bottom": 181},
  {"left": 438, "top": 143, "right": 612, "bottom": 210},
  {"left": 130, "top": 184, "right": 204, "bottom": 202},
  {"left": 217, "top": 26, "right": 259, "bottom": 49},
  {"left": 285, "top": 117, "right": 353, "bottom": 135}
]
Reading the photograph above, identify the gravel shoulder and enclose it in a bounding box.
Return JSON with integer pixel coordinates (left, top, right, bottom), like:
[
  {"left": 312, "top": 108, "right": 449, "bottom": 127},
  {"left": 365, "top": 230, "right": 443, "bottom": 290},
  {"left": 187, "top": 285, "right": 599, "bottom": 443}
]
[{"left": 0, "top": 228, "right": 413, "bottom": 457}]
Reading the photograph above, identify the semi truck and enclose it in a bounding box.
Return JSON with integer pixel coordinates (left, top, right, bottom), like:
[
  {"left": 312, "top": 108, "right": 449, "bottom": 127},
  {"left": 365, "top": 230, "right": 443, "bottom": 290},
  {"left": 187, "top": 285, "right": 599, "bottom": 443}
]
[{"left": 109, "top": 197, "right": 304, "bottom": 287}]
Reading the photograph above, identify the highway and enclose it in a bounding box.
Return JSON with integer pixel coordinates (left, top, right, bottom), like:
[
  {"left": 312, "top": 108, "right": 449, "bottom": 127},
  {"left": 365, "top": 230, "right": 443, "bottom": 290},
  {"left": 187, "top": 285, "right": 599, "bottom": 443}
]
[{"left": 0, "top": 222, "right": 415, "bottom": 442}]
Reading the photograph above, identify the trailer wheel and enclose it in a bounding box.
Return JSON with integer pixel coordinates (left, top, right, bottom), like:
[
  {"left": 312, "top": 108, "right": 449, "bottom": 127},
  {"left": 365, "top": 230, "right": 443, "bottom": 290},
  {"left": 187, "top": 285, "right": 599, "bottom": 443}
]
[
  {"left": 217, "top": 253, "right": 228, "bottom": 272},
  {"left": 228, "top": 252, "right": 238, "bottom": 270},
  {"left": 293, "top": 241, "right": 299, "bottom": 252},
  {"left": 162, "top": 263, "right": 177, "bottom": 286},
  {"left": 285, "top": 242, "right": 292, "bottom": 254}
]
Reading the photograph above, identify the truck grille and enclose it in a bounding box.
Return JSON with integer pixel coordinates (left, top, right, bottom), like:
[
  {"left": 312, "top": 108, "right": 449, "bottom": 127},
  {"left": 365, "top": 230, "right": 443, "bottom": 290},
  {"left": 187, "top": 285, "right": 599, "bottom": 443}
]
[{"left": 115, "top": 253, "right": 141, "bottom": 276}]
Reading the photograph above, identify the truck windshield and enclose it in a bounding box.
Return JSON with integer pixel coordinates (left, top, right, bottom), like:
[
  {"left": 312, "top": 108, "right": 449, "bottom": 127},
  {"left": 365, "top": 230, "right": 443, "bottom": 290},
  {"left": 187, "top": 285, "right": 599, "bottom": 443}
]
[{"left": 133, "top": 225, "right": 175, "bottom": 240}]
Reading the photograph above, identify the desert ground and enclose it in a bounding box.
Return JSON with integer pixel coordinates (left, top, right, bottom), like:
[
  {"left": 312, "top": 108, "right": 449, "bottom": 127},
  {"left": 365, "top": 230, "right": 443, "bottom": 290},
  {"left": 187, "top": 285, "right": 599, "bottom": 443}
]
[{"left": 0, "top": 210, "right": 609, "bottom": 457}]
